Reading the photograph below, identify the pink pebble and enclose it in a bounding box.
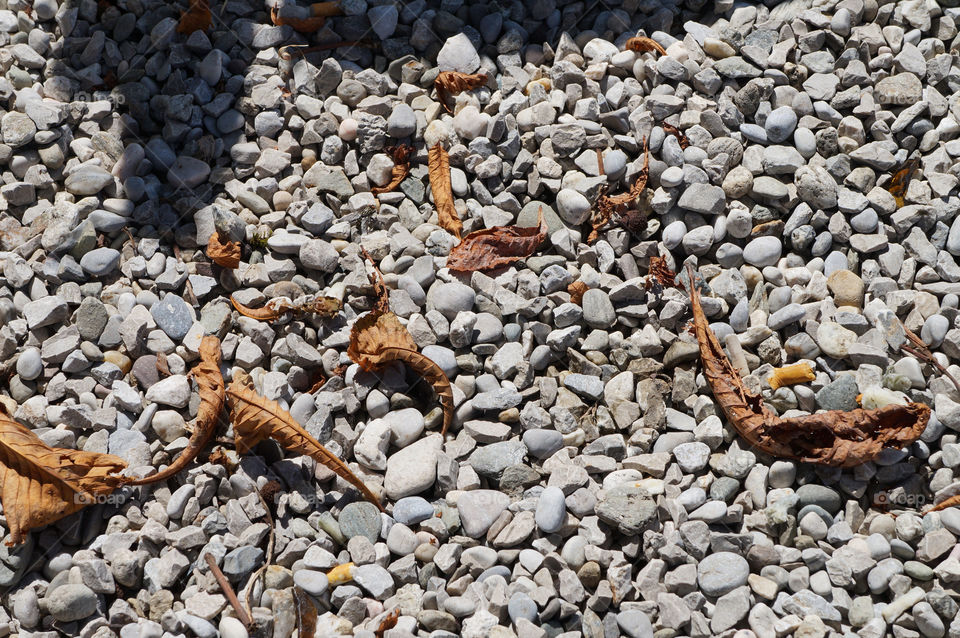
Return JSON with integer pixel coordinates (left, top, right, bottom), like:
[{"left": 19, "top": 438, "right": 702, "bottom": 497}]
[{"left": 339, "top": 118, "right": 358, "bottom": 141}]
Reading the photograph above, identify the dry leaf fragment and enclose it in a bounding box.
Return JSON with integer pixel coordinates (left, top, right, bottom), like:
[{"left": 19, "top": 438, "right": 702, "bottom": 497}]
[
  {"left": 270, "top": 1, "right": 341, "bottom": 32},
  {"left": 685, "top": 265, "right": 930, "bottom": 467},
  {"left": 207, "top": 231, "right": 241, "bottom": 269},
  {"left": 446, "top": 206, "right": 547, "bottom": 272},
  {"left": 646, "top": 256, "right": 676, "bottom": 288},
  {"left": 625, "top": 36, "right": 666, "bottom": 55},
  {"left": 589, "top": 139, "right": 650, "bottom": 243},
  {"left": 131, "top": 336, "right": 224, "bottom": 485},
  {"left": 371, "top": 145, "right": 413, "bottom": 195},
  {"left": 568, "top": 281, "right": 589, "bottom": 305},
  {"left": 347, "top": 312, "right": 454, "bottom": 435},
  {"left": 177, "top": 0, "right": 211, "bottom": 33},
  {"left": 361, "top": 247, "right": 391, "bottom": 316},
  {"left": 428, "top": 143, "right": 462, "bottom": 239},
  {"left": 0, "top": 411, "right": 128, "bottom": 545},
  {"left": 231, "top": 295, "right": 341, "bottom": 322},
  {"left": 434, "top": 71, "right": 488, "bottom": 113},
  {"left": 226, "top": 375, "right": 384, "bottom": 510},
  {"left": 662, "top": 122, "right": 689, "bottom": 149},
  {"left": 887, "top": 156, "right": 920, "bottom": 209},
  {"left": 375, "top": 609, "right": 400, "bottom": 638},
  {"left": 294, "top": 587, "right": 318, "bottom": 638},
  {"left": 767, "top": 362, "right": 816, "bottom": 391}
]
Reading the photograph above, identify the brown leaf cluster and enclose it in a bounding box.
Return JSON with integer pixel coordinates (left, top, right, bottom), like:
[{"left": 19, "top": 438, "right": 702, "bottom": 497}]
[
  {"left": 662, "top": 122, "right": 689, "bottom": 149},
  {"left": 446, "top": 207, "right": 547, "bottom": 272},
  {"left": 231, "top": 295, "right": 341, "bottom": 322},
  {"left": 348, "top": 253, "right": 455, "bottom": 435},
  {"left": 371, "top": 145, "right": 413, "bottom": 195},
  {"left": 131, "top": 336, "right": 224, "bottom": 485},
  {"left": 588, "top": 140, "right": 650, "bottom": 243},
  {"left": 227, "top": 372, "right": 384, "bottom": 510},
  {"left": 207, "top": 231, "right": 241, "bottom": 269},
  {"left": 428, "top": 143, "right": 462, "bottom": 239},
  {"left": 177, "top": 0, "right": 211, "bottom": 33},
  {"left": 685, "top": 265, "right": 929, "bottom": 467},
  {"left": 435, "top": 71, "right": 488, "bottom": 113},
  {"left": 624, "top": 36, "right": 665, "bottom": 55},
  {"left": 0, "top": 407, "right": 128, "bottom": 545},
  {"left": 887, "top": 156, "right": 920, "bottom": 209},
  {"left": 646, "top": 256, "right": 676, "bottom": 288}
]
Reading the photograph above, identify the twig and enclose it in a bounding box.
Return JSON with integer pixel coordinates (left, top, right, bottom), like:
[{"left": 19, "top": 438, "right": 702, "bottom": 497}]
[
  {"left": 243, "top": 482, "right": 277, "bottom": 621},
  {"left": 279, "top": 40, "right": 376, "bottom": 61},
  {"left": 205, "top": 553, "right": 252, "bottom": 628},
  {"left": 901, "top": 323, "right": 960, "bottom": 395}
]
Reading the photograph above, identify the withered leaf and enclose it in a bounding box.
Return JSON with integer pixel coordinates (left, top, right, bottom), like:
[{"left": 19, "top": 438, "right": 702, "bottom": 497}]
[
  {"left": 624, "top": 36, "right": 666, "bottom": 55},
  {"left": 685, "top": 265, "right": 930, "bottom": 467},
  {"left": 348, "top": 312, "right": 454, "bottom": 436},
  {"left": 294, "top": 586, "right": 317, "bottom": 638},
  {"left": 0, "top": 410, "right": 127, "bottom": 545},
  {"left": 434, "top": 71, "right": 488, "bottom": 113},
  {"left": 446, "top": 206, "right": 547, "bottom": 272},
  {"left": 375, "top": 609, "right": 400, "bottom": 638},
  {"left": 887, "top": 156, "right": 920, "bottom": 209},
  {"left": 131, "top": 336, "right": 224, "bottom": 485},
  {"left": 661, "top": 122, "right": 689, "bottom": 149},
  {"left": 568, "top": 281, "right": 589, "bottom": 305},
  {"left": 588, "top": 139, "right": 650, "bottom": 243},
  {"left": 428, "top": 143, "right": 462, "bottom": 239},
  {"left": 371, "top": 145, "right": 413, "bottom": 196},
  {"left": 646, "top": 255, "right": 676, "bottom": 288},
  {"left": 231, "top": 294, "right": 341, "bottom": 322},
  {"left": 361, "top": 248, "right": 391, "bottom": 316},
  {"left": 226, "top": 374, "right": 384, "bottom": 510},
  {"left": 207, "top": 231, "right": 241, "bottom": 269},
  {"left": 269, "top": 1, "right": 341, "bottom": 32},
  {"left": 177, "top": 0, "right": 211, "bottom": 33}
]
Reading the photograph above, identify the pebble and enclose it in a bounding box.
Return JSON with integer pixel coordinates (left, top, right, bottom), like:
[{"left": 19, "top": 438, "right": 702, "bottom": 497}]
[
  {"left": 535, "top": 486, "right": 566, "bottom": 533},
  {"left": 697, "top": 553, "right": 750, "bottom": 597}
]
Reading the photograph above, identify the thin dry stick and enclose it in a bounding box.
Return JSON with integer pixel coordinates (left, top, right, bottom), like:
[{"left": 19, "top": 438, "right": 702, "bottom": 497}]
[
  {"left": 244, "top": 484, "right": 277, "bottom": 621},
  {"left": 205, "top": 553, "right": 252, "bottom": 628},
  {"left": 901, "top": 323, "right": 960, "bottom": 395}
]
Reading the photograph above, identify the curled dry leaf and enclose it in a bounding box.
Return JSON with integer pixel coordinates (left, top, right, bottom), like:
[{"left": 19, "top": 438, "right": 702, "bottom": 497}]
[
  {"left": 270, "top": 1, "right": 341, "bottom": 32},
  {"left": 347, "top": 313, "right": 454, "bottom": 436},
  {"left": 207, "top": 231, "right": 241, "bottom": 269},
  {"left": 887, "top": 156, "right": 920, "bottom": 209},
  {"left": 646, "top": 256, "right": 676, "bottom": 288},
  {"left": 661, "top": 122, "right": 689, "bottom": 149},
  {"left": 155, "top": 352, "right": 172, "bottom": 378},
  {"left": 361, "top": 247, "right": 391, "bottom": 315},
  {"left": 0, "top": 410, "right": 128, "bottom": 545},
  {"left": 446, "top": 206, "right": 547, "bottom": 272},
  {"left": 625, "top": 36, "right": 666, "bottom": 55},
  {"left": 434, "top": 71, "right": 488, "bottom": 113},
  {"left": 568, "top": 281, "right": 589, "bottom": 305},
  {"left": 428, "top": 143, "right": 462, "bottom": 239},
  {"left": 131, "top": 336, "right": 224, "bottom": 485},
  {"left": 177, "top": 0, "right": 211, "bottom": 33},
  {"left": 294, "top": 586, "right": 318, "bottom": 638},
  {"left": 371, "top": 145, "right": 413, "bottom": 195},
  {"left": 685, "top": 265, "right": 930, "bottom": 467},
  {"left": 231, "top": 295, "right": 341, "bottom": 322},
  {"left": 227, "top": 374, "right": 384, "bottom": 509}
]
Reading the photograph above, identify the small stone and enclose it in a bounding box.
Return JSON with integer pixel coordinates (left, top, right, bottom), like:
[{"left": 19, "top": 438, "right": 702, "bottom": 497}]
[
  {"left": 339, "top": 502, "right": 382, "bottom": 543},
  {"left": 293, "top": 569, "right": 329, "bottom": 597},
  {"left": 535, "top": 486, "right": 566, "bottom": 533},
  {"left": 697, "top": 552, "right": 750, "bottom": 597},
  {"left": 45, "top": 584, "right": 98, "bottom": 622},
  {"left": 151, "top": 294, "right": 194, "bottom": 341}
]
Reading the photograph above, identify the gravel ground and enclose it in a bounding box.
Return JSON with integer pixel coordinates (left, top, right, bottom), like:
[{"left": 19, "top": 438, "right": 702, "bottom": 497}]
[{"left": 2, "top": 0, "right": 960, "bottom": 636}]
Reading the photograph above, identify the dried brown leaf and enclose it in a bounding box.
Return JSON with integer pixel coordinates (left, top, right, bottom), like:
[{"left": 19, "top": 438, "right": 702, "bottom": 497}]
[
  {"left": 685, "top": 265, "right": 930, "bottom": 467},
  {"left": 207, "top": 231, "right": 241, "bottom": 269},
  {"left": 887, "top": 156, "right": 920, "bottom": 209},
  {"left": 347, "top": 312, "right": 454, "bottom": 436},
  {"left": 226, "top": 376, "right": 384, "bottom": 510},
  {"left": 270, "top": 1, "right": 341, "bottom": 32},
  {"left": 646, "top": 256, "right": 676, "bottom": 288},
  {"left": 428, "top": 143, "right": 462, "bottom": 239},
  {"left": 177, "top": 0, "right": 210, "bottom": 33},
  {"left": 446, "top": 206, "right": 547, "bottom": 272},
  {"left": 434, "top": 71, "right": 488, "bottom": 113},
  {"left": 0, "top": 411, "right": 128, "bottom": 545},
  {"left": 625, "top": 36, "right": 665, "bottom": 55},
  {"left": 568, "top": 281, "right": 588, "bottom": 305},
  {"left": 361, "top": 248, "right": 391, "bottom": 316},
  {"left": 155, "top": 352, "right": 171, "bottom": 378},
  {"left": 294, "top": 586, "right": 318, "bottom": 638},
  {"left": 588, "top": 139, "right": 650, "bottom": 243},
  {"left": 662, "top": 122, "right": 689, "bottom": 149},
  {"left": 131, "top": 336, "right": 224, "bottom": 485},
  {"left": 371, "top": 145, "right": 413, "bottom": 196},
  {"left": 231, "top": 295, "right": 341, "bottom": 322},
  {"left": 375, "top": 609, "right": 400, "bottom": 638}
]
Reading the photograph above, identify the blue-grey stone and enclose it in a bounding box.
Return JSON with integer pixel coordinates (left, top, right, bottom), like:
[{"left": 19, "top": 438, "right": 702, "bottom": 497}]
[
  {"left": 815, "top": 374, "right": 859, "bottom": 411},
  {"left": 392, "top": 497, "right": 435, "bottom": 525},
  {"left": 79, "top": 247, "right": 121, "bottom": 276},
  {"left": 151, "top": 294, "right": 193, "bottom": 341},
  {"left": 339, "top": 501, "right": 382, "bottom": 543}
]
